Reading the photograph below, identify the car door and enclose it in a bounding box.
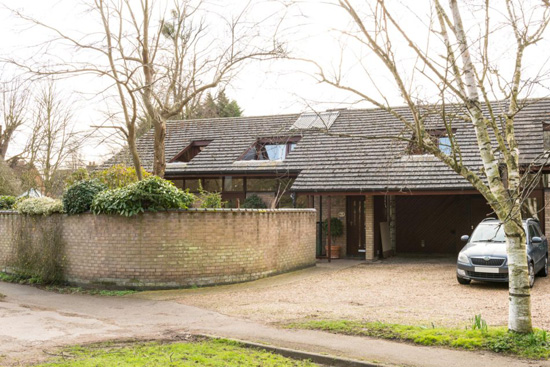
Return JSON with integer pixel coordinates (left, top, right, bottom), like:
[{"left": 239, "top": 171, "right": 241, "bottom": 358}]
[
  {"left": 534, "top": 223, "right": 547, "bottom": 267},
  {"left": 527, "top": 224, "right": 541, "bottom": 267}
]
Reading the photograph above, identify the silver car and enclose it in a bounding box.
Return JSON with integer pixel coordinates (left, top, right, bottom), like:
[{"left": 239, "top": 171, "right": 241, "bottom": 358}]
[{"left": 456, "top": 218, "right": 548, "bottom": 287}]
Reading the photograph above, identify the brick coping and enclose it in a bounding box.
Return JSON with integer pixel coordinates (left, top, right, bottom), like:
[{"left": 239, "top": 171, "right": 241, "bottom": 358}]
[{"left": 0, "top": 208, "right": 315, "bottom": 215}]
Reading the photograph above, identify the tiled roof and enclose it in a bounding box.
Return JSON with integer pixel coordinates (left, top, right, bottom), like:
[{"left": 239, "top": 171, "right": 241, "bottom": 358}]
[{"left": 103, "top": 99, "right": 550, "bottom": 192}]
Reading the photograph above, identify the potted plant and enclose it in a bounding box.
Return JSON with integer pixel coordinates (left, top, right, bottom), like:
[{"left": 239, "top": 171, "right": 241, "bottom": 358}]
[{"left": 322, "top": 217, "right": 344, "bottom": 259}]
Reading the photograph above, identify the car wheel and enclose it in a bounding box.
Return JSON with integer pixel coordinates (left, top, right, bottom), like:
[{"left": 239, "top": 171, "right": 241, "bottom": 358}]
[
  {"left": 537, "top": 256, "right": 548, "bottom": 277},
  {"left": 457, "top": 276, "right": 471, "bottom": 285},
  {"left": 529, "top": 262, "right": 535, "bottom": 288}
]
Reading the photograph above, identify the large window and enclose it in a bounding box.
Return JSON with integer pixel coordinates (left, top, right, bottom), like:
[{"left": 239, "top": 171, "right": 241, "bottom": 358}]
[{"left": 240, "top": 137, "right": 300, "bottom": 161}]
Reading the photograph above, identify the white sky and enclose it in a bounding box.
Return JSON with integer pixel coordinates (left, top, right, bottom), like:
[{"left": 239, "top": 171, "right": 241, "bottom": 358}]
[{"left": 1, "top": 0, "right": 549, "bottom": 164}]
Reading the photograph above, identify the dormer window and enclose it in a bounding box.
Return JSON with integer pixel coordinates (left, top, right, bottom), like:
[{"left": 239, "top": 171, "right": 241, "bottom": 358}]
[
  {"left": 408, "top": 129, "right": 454, "bottom": 155},
  {"left": 240, "top": 136, "right": 301, "bottom": 161},
  {"left": 170, "top": 140, "right": 212, "bottom": 163}
]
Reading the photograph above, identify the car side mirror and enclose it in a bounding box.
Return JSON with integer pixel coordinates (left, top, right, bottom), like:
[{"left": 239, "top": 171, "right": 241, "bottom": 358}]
[
  {"left": 461, "top": 235, "right": 469, "bottom": 242},
  {"left": 532, "top": 236, "right": 542, "bottom": 244}
]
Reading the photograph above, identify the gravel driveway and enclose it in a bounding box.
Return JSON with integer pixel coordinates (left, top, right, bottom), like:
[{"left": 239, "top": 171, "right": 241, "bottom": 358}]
[{"left": 144, "top": 257, "right": 550, "bottom": 329}]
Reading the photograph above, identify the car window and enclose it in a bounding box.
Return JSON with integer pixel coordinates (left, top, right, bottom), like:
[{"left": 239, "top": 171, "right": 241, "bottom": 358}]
[
  {"left": 529, "top": 225, "right": 537, "bottom": 240},
  {"left": 470, "top": 224, "right": 506, "bottom": 243},
  {"left": 533, "top": 224, "right": 543, "bottom": 238}
]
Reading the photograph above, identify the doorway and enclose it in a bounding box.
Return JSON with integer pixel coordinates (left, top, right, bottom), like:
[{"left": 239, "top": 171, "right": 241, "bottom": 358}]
[{"left": 346, "top": 196, "right": 366, "bottom": 257}]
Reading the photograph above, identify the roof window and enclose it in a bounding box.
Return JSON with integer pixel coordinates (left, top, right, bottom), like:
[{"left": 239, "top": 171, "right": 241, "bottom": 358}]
[
  {"left": 408, "top": 129, "right": 454, "bottom": 155},
  {"left": 240, "top": 136, "right": 301, "bottom": 161},
  {"left": 290, "top": 111, "right": 340, "bottom": 130},
  {"left": 170, "top": 140, "right": 212, "bottom": 163}
]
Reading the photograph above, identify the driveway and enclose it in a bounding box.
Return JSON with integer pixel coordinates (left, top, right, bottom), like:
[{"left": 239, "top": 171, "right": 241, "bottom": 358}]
[
  {"left": 1, "top": 275, "right": 548, "bottom": 367},
  {"left": 135, "top": 257, "right": 550, "bottom": 329}
]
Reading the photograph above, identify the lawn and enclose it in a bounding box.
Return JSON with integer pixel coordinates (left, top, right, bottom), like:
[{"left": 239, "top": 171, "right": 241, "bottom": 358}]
[
  {"left": 287, "top": 319, "right": 550, "bottom": 359},
  {"left": 36, "top": 339, "right": 319, "bottom": 367}
]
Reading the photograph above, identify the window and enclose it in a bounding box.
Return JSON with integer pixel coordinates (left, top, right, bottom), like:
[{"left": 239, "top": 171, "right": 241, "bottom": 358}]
[
  {"left": 290, "top": 111, "right": 340, "bottom": 130},
  {"left": 240, "top": 136, "right": 301, "bottom": 161},
  {"left": 438, "top": 136, "right": 452, "bottom": 155},
  {"left": 170, "top": 140, "right": 212, "bottom": 163},
  {"left": 408, "top": 129, "right": 455, "bottom": 155}
]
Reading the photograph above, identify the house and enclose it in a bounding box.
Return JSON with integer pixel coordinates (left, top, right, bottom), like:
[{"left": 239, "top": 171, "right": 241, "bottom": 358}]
[{"left": 105, "top": 99, "right": 550, "bottom": 260}]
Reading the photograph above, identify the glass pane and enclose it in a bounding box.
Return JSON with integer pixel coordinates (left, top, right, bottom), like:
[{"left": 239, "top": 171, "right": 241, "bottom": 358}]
[
  {"left": 296, "top": 194, "right": 308, "bottom": 208},
  {"left": 224, "top": 177, "right": 244, "bottom": 192},
  {"left": 470, "top": 224, "right": 506, "bottom": 243},
  {"left": 265, "top": 144, "right": 286, "bottom": 160},
  {"left": 241, "top": 147, "right": 256, "bottom": 161},
  {"left": 289, "top": 143, "right": 297, "bottom": 152},
  {"left": 185, "top": 179, "right": 201, "bottom": 192},
  {"left": 203, "top": 178, "right": 222, "bottom": 192},
  {"left": 171, "top": 179, "right": 184, "bottom": 189},
  {"left": 438, "top": 136, "right": 452, "bottom": 155},
  {"left": 247, "top": 178, "right": 279, "bottom": 191},
  {"left": 278, "top": 193, "right": 293, "bottom": 208}
]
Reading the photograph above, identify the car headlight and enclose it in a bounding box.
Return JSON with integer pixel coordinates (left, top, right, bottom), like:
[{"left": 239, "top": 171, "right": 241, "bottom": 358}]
[{"left": 458, "top": 252, "right": 469, "bottom": 264}]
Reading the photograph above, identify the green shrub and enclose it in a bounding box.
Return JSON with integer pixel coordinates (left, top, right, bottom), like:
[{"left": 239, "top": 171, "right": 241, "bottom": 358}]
[
  {"left": 16, "top": 197, "right": 64, "bottom": 216},
  {"left": 242, "top": 194, "right": 267, "bottom": 209},
  {"left": 195, "top": 184, "right": 224, "bottom": 208},
  {"left": 64, "top": 168, "right": 90, "bottom": 187},
  {"left": 322, "top": 217, "right": 344, "bottom": 244},
  {"left": 92, "top": 164, "right": 151, "bottom": 189},
  {"left": 91, "top": 176, "right": 195, "bottom": 216},
  {"left": 0, "top": 195, "right": 17, "bottom": 210},
  {"left": 63, "top": 179, "right": 107, "bottom": 215}
]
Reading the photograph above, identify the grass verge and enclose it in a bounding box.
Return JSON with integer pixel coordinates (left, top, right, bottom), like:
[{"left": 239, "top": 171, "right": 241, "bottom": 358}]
[
  {"left": 287, "top": 319, "right": 550, "bottom": 359},
  {"left": 36, "top": 339, "right": 319, "bottom": 367},
  {"left": 0, "top": 272, "right": 137, "bottom": 296}
]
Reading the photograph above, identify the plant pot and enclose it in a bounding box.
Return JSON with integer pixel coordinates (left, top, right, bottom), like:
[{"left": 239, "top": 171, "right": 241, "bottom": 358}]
[{"left": 325, "top": 245, "right": 341, "bottom": 259}]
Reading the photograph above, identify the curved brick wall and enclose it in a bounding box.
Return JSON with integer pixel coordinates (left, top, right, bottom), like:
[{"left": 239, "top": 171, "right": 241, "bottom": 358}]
[{"left": 0, "top": 209, "right": 316, "bottom": 289}]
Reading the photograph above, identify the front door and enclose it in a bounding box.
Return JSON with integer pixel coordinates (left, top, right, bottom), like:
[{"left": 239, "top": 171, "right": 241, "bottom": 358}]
[{"left": 346, "top": 196, "right": 366, "bottom": 257}]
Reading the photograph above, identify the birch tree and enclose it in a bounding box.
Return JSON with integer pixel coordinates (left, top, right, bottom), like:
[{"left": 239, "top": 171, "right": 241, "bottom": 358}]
[{"left": 301, "top": 0, "right": 550, "bottom": 333}]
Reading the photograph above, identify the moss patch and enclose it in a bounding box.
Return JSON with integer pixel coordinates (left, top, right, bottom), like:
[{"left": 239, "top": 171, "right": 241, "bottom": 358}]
[
  {"left": 0, "top": 272, "right": 137, "bottom": 296},
  {"left": 36, "top": 339, "right": 318, "bottom": 367},
  {"left": 287, "top": 319, "right": 550, "bottom": 359}
]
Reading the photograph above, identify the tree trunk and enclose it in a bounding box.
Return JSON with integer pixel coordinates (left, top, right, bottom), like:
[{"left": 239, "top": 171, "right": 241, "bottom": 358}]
[
  {"left": 152, "top": 115, "right": 166, "bottom": 178},
  {"left": 127, "top": 126, "right": 143, "bottom": 181},
  {"left": 501, "top": 210, "right": 532, "bottom": 333}
]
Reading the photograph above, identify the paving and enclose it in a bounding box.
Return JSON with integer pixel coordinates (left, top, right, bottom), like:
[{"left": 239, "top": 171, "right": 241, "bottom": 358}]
[{"left": 1, "top": 262, "right": 549, "bottom": 367}]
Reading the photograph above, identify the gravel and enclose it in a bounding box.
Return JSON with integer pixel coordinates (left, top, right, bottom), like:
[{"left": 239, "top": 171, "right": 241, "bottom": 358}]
[{"left": 173, "top": 257, "right": 550, "bottom": 329}]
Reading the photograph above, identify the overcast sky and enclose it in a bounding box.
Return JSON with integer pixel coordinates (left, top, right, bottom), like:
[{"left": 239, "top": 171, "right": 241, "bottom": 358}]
[{"left": 1, "top": 0, "right": 549, "bottom": 164}]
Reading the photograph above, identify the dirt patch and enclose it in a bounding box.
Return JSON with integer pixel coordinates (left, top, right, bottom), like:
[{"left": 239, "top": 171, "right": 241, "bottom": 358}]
[{"left": 167, "top": 258, "right": 550, "bottom": 329}]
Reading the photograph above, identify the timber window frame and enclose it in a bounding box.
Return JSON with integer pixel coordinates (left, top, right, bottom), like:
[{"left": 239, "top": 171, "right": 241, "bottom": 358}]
[
  {"left": 170, "top": 140, "right": 213, "bottom": 163},
  {"left": 239, "top": 136, "right": 301, "bottom": 161}
]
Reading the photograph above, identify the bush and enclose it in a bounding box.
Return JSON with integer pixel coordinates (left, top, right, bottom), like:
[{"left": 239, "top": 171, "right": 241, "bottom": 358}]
[
  {"left": 91, "top": 176, "right": 195, "bottom": 216},
  {"left": 64, "top": 168, "right": 90, "bottom": 187},
  {"left": 63, "top": 179, "right": 107, "bottom": 215},
  {"left": 16, "top": 197, "right": 64, "bottom": 216},
  {"left": 0, "top": 195, "right": 17, "bottom": 210},
  {"left": 242, "top": 194, "right": 267, "bottom": 209},
  {"left": 322, "top": 217, "right": 344, "bottom": 239},
  {"left": 92, "top": 164, "right": 151, "bottom": 189}
]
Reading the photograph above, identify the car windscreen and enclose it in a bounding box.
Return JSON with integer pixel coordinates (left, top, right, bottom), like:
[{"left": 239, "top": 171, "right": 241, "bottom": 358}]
[{"left": 470, "top": 224, "right": 507, "bottom": 243}]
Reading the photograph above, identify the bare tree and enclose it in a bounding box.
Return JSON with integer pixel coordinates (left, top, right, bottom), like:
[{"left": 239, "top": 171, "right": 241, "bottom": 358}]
[
  {"left": 6, "top": 0, "right": 285, "bottom": 178},
  {"left": 298, "top": 0, "right": 550, "bottom": 333},
  {"left": 26, "top": 80, "right": 80, "bottom": 196},
  {"left": 0, "top": 77, "right": 29, "bottom": 161}
]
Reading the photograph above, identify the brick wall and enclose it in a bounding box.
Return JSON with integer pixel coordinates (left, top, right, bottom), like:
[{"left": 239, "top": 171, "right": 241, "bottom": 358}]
[
  {"left": 0, "top": 209, "right": 316, "bottom": 289},
  {"left": 364, "top": 196, "right": 375, "bottom": 260}
]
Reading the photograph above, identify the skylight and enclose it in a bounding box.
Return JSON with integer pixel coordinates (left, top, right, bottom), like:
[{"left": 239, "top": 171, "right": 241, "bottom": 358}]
[{"left": 290, "top": 111, "right": 340, "bottom": 130}]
